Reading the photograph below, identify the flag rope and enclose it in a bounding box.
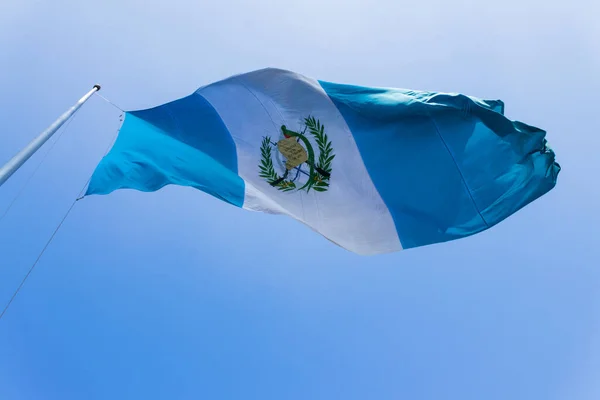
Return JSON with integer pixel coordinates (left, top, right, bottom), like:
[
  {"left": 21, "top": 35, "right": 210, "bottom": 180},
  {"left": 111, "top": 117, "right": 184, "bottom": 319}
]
[
  {"left": 0, "top": 198, "right": 78, "bottom": 321},
  {"left": 95, "top": 92, "right": 124, "bottom": 113},
  {"left": 0, "top": 114, "right": 123, "bottom": 322}
]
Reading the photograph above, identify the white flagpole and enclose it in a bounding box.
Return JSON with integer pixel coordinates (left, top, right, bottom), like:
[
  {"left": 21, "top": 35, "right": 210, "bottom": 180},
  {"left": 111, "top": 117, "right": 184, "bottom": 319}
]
[{"left": 0, "top": 84, "right": 101, "bottom": 188}]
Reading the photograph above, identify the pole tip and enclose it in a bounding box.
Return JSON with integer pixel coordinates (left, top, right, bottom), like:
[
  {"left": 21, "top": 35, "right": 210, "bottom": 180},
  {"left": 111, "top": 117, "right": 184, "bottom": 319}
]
[{"left": 93, "top": 84, "right": 101, "bottom": 91}]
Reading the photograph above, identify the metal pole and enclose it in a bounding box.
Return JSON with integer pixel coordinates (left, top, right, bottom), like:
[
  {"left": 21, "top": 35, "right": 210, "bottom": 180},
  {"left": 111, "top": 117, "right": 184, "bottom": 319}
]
[{"left": 0, "top": 84, "right": 101, "bottom": 188}]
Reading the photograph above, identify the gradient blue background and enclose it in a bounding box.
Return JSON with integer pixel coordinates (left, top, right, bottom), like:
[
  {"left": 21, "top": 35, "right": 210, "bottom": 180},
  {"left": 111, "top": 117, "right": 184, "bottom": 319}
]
[{"left": 0, "top": 1, "right": 598, "bottom": 399}]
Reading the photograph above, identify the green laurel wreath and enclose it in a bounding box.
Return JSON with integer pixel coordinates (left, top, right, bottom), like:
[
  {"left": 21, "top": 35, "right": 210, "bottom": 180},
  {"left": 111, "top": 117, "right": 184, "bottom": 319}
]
[
  {"left": 304, "top": 116, "right": 335, "bottom": 193},
  {"left": 259, "top": 136, "right": 297, "bottom": 192},
  {"left": 258, "top": 117, "right": 334, "bottom": 193}
]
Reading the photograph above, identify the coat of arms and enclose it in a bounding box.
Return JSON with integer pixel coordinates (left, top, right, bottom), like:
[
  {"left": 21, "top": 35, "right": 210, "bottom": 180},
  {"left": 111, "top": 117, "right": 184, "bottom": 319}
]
[{"left": 259, "top": 116, "right": 334, "bottom": 193}]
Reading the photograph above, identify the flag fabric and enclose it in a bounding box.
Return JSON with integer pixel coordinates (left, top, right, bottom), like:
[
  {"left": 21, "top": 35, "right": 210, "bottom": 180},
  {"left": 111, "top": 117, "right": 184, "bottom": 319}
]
[{"left": 86, "top": 68, "right": 560, "bottom": 255}]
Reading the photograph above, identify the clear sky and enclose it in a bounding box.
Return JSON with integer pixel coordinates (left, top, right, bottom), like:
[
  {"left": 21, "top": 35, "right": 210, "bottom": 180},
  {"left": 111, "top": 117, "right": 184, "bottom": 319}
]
[{"left": 0, "top": 1, "right": 598, "bottom": 399}]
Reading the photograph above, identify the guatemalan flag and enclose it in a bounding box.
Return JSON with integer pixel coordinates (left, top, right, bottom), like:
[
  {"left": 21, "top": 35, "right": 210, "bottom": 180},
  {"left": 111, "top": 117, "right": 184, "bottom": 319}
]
[{"left": 86, "top": 68, "right": 560, "bottom": 255}]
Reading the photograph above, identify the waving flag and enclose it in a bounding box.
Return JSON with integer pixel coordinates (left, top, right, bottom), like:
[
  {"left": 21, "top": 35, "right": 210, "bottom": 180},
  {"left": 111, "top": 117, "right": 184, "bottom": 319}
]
[{"left": 86, "top": 68, "right": 560, "bottom": 255}]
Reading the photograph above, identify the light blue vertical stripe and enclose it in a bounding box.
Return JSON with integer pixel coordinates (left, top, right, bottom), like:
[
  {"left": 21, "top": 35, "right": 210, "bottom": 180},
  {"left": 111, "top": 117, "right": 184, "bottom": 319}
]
[
  {"left": 319, "top": 81, "right": 560, "bottom": 249},
  {"left": 86, "top": 93, "right": 245, "bottom": 207}
]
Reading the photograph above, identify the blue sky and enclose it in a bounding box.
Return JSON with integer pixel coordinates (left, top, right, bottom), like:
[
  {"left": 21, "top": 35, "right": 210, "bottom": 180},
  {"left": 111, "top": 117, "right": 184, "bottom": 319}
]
[{"left": 0, "top": 0, "right": 598, "bottom": 399}]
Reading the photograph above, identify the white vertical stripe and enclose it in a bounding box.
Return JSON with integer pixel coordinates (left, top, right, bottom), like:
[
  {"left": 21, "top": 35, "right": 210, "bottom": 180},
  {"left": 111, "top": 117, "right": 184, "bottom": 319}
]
[{"left": 199, "top": 68, "right": 401, "bottom": 255}]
